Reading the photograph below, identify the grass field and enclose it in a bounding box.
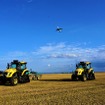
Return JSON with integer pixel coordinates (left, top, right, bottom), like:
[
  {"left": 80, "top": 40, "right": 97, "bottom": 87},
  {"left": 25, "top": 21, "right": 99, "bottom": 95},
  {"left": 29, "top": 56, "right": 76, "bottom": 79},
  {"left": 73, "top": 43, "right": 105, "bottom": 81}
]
[{"left": 0, "top": 72, "right": 105, "bottom": 105}]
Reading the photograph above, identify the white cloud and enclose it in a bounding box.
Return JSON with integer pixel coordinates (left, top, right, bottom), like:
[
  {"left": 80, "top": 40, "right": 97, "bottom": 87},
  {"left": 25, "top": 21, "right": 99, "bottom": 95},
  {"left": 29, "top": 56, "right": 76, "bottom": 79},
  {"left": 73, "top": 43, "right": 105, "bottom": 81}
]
[
  {"left": 33, "top": 42, "right": 103, "bottom": 61},
  {"left": 33, "top": 42, "right": 66, "bottom": 55},
  {"left": 31, "top": 42, "right": 105, "bottom": 72},
  {"left": 0, "top": 42, "right": 105, "bottom": 72}
]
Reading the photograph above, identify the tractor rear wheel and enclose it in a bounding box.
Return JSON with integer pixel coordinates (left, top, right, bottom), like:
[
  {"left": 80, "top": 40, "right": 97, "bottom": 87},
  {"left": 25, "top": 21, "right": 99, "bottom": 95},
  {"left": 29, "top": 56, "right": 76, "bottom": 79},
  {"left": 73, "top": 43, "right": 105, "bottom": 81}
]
[
  {"left": 20, "top": 75, "right": 30, "bottom": 83},
  {"left": 89, "top": 73, "right": 95, "bottom": 80},
  {"left": 26, "top": 75, "right": 30, "bottom": 82}
]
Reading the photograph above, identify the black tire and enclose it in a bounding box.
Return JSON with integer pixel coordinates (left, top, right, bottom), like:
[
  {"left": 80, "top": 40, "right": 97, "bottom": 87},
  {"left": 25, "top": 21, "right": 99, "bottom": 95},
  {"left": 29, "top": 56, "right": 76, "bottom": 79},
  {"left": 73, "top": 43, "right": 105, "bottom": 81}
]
[
  {"left": 21, "top": 75, "right": 30, "bottom": 83},
  {"left": 0, "top": 76, "right": 5, "bottom": 85},
  {"left": 32, "top": 76, "right": 35, "bottom": 80},
  {"left": 93, "top": 74, "right": 95, "bottom": 80},
  {"left": 26, "top": 75, "right": 30, "bottom": 82},
  {"left": 88, "top": 73, "right": 95, "bottom": 80},
  {"left": 10, "top": 75, "right": 18, "bottom": 86},
  {"left": 81, "top": 74, "right": 87, "bottom": 81},
  {"left": 91, "top": 73, "right": 95, "bottom": 80},
  {"left": 35, "top": 75, "right": 38, "bottom": 80},
  {"left": 36, "top": 76, "right": 38, "bottom": 80},
  {"left": 32, "top": 76, "right": 38, "bottom": 80},
  {"left": 71, "top": 74, "right": 77, "bottom": 81}
]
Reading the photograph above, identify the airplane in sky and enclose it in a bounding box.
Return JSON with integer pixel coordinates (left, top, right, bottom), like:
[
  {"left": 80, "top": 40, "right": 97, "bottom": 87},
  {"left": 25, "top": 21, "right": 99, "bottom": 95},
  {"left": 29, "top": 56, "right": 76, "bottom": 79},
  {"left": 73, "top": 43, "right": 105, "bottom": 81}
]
[{"left": 56, "top": 26, "right": 63, "bottom": 32}]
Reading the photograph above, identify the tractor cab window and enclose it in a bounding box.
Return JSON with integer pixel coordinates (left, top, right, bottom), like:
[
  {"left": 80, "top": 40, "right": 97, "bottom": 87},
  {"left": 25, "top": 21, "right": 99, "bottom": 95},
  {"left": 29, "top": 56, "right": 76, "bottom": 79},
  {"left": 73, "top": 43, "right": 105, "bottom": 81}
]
[
  {"left": 86, "top": 64, "right": 91, "bottom": 69},
  {"left": 11, "top": 64, "right": 16, "bottom": 69},
  {"left": 20, "top": 64, "right": 26, "bottom": 70},
  {"left": 77, "top": 64, "right": 83, "bottom": 68}
]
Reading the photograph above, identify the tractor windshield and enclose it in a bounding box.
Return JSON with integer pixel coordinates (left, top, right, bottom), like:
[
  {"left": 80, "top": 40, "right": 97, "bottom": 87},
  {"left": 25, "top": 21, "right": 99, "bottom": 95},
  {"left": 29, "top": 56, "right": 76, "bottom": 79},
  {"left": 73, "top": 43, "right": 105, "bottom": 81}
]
[
  {"left": 78, "top": 64, "right": 83, "bottom": 68},
  {"left": 20, "top": 64, "right": 26, "bottom": 70},
  {"left": 11, "top": 64, "right": 16, "bottom": 69},
  {"left": 86, "top": 64, "right": 91, "bottom": 69}
]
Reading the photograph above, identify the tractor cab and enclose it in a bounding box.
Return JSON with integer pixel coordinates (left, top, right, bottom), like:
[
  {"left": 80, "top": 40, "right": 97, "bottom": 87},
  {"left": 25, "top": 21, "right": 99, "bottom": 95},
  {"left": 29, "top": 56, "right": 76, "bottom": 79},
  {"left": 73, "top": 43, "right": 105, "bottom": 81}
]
[
  {"left": 76, "top": 62, "right": 91, "bottom": 70},
  {"left": 85, "top": 62, "right": 91, "bottom": 69},
  {"left": 7, "top": 60, "right": 27, "bottom": 70},
  {"left": 71, "top": 61, "right": 95, "bottom": 81}
]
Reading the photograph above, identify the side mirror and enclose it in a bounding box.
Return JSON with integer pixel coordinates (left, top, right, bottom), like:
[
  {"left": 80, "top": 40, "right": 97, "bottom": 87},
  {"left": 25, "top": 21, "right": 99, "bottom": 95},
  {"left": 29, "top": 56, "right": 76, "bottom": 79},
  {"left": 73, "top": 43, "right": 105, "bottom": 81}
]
[
  {"left": 7, "top": 63, "right": 9, "bottom": 69},
  {"left": 76, "top": 64, "right": 78, "bottom": 68}
]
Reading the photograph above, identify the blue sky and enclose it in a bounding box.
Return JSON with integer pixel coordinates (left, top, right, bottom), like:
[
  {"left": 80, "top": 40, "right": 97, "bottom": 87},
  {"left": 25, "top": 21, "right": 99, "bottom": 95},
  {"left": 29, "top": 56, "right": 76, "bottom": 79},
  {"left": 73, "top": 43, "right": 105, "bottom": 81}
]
[{"left": 0, "top": 0, "right": 105, "bottom": 72}]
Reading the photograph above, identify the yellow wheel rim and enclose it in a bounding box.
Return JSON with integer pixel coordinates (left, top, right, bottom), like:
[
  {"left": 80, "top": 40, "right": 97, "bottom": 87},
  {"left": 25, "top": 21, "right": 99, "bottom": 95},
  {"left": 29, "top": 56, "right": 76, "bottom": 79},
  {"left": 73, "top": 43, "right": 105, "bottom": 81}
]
[{"left": 14, "top": 78, "right": 18, "bottom": 85}]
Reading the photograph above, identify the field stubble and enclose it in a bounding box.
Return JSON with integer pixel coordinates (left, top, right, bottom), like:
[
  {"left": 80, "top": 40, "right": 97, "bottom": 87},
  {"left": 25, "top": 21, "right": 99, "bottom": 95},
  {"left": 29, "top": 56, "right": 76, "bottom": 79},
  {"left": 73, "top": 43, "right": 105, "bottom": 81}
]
[{"left": 0, "top": 73, "right": 105, "bottom": 105}]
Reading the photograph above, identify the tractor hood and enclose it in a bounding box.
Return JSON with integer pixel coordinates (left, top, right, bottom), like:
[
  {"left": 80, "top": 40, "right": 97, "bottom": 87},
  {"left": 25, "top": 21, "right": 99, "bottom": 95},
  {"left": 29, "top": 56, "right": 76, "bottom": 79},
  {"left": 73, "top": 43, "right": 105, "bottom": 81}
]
[
  {"left": 76, "top": 68, "right": 84, "bottom": 72},
  {"left": 75, "top": 68, "right": 84, "bottom": 75},
  {"left": 5, "top": 68, "right": 17, "bottom": 73},
  {"left": 4, "top": 68, "right": 17, "bottom": 78}
]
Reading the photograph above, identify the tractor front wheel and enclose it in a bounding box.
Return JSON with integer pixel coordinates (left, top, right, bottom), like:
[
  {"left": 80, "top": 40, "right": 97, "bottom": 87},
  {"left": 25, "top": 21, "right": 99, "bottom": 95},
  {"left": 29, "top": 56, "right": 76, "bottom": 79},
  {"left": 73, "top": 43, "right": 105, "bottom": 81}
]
[
  {"left": 10, "top": 75, "right": 18, "bottom": 86},
  {"left": 81, "top": 74, "right": 87, "bottom": 81},
  {"left": 71, "top": 74, "right": 77, "bottom": 81}
]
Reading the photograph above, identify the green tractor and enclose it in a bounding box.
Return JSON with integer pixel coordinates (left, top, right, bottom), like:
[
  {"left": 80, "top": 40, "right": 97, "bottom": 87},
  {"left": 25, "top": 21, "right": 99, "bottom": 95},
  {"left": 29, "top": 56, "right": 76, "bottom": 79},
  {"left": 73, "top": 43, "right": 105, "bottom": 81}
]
[
  {"left": 29, "top": 71, "right": 38, "bottom": 80},
  {"left": 71, "top": 61, "right": 95, "bottom": 81},
  {"left": 0, "top": 60, "right": 30, "bottom": 85},
  {"left": 29, "top": 70, "right": 42, "bottom": 80}
]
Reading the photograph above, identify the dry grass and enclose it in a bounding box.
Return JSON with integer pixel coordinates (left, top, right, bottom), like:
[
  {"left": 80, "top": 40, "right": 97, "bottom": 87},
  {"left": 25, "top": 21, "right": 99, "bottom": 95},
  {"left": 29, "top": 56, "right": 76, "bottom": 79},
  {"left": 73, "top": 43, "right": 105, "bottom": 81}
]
[{"left": 0, "top": 72, "right": 105, "bottom": 105}]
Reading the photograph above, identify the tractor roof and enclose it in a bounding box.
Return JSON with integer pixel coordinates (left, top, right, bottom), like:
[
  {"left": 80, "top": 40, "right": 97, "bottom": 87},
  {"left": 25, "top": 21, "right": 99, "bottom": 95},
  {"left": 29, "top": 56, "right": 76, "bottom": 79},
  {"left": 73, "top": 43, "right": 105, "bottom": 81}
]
[
  {"left": 12, "top": 60, "right": 27, "bottom": 64},
  {"left": 80, "top": 61, "right": 91, "bottom": 65},
  {"left": 85, "top": 62, "right": 91, "bottom": 64},
  {"left": 20, "top": 61, "right": 27, "bottom": 64}
]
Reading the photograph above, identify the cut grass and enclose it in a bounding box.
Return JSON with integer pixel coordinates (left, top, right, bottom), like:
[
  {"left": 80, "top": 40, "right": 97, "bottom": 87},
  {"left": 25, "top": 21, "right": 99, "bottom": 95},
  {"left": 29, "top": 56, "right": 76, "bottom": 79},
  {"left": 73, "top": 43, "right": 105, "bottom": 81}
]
[{"left": 0, "top": 72, "right": 105, "bottom": 105}]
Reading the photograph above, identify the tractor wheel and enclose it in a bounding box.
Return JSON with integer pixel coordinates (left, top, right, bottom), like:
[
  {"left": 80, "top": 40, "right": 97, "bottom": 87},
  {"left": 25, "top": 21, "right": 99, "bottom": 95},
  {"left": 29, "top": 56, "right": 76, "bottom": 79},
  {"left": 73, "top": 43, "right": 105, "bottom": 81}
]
[
  {"left": 26, "top": 75, "right": 30, "bottom": 82},
  {"left": 88, "top": 73, "right": 95, "bottom": 80},
  {"left": 71, "top": 74, "right": 77, "bottom": 81},
  {"left": 21, "top": 75, "right": 30, "bottom": 83},
  {"left": 0, "top": 77, "right": 5, "bottom": 85},
  {"left": 10, "top": 75, "right": 18, "bottom": 86},
  {"left": 35, "top": 75, "right": 38, "bottom": 80},
  {"left": 32, "top": 76, "right": 38, "bottom": 80},
  {"left": 92, "top": 74, "right": 95, "bottom": 80},
  {"left": 91, "top": 73, "right": 95, "bottom": 80},
  {"left": 81, "top": 74, "right": 87, "bottom": 81}
]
